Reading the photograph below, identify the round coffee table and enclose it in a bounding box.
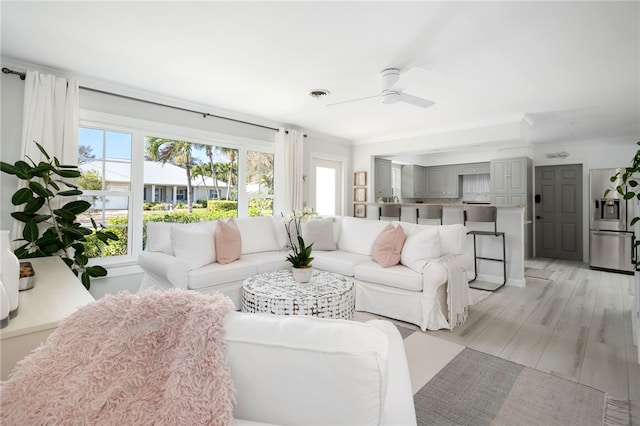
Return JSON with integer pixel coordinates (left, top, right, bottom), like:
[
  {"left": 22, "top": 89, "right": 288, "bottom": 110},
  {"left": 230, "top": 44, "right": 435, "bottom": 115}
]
[{"left": 241, "top": 270, "right": 355, "bottom": 320}]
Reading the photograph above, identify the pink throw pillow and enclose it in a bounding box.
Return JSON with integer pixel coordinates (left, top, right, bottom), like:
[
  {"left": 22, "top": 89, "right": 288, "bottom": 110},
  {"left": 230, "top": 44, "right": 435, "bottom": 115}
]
[
  {"left": 372, "top": 223, "right": 406, "bottom": 268},
  {"left": 215, "top": 218, "right": 242, "bottom": 264}
]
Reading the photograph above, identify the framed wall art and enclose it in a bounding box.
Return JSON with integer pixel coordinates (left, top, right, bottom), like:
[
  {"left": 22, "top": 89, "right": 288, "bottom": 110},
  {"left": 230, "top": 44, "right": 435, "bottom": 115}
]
[
  {"left": 354, "top": 203, "right": 366, "bottom": 218},
  {"left": 354, "top": 187, "right": 366, "bottom": 203},
  {"left": 354, "top": 171, "right": 367, "bottom": 187}
]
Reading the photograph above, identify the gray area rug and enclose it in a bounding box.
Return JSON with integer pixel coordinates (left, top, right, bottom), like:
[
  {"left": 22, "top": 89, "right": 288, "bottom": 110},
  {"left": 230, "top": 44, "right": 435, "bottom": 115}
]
[{"left": 412, "top": 347, "right": 625, "bottom": 426}]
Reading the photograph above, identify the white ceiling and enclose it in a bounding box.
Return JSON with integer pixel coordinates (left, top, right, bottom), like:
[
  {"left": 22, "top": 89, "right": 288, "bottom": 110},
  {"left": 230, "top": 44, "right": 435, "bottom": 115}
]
[{"left": 2, "top": 1, "right": 639, "bottom": 147}]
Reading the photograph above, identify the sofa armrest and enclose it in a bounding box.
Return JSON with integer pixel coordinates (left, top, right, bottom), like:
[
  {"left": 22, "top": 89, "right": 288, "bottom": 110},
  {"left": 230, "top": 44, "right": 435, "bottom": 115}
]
[
  {"left": 368, "top": 320, "right": 417, "bottom": 426},
  {"left": 138, "top": 251, "right": 190, "bottom": 289}
]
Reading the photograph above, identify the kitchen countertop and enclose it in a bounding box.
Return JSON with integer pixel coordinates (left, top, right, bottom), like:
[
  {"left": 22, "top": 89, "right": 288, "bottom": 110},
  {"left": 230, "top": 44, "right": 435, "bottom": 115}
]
[{"left": 368, "top": 202, "right": 527, "bottom": 208}]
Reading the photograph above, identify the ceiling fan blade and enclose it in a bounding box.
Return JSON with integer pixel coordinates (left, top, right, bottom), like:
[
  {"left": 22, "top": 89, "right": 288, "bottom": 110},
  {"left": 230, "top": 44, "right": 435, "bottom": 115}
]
[
  {"left": 388, "top": 66, "right": 427, "bottom": 92},
  {"left": 325, "top": 94, "right": 380, "bottom": 107},
  {"left": 398, "top": 92, "right": 435, "bottom": 108}
]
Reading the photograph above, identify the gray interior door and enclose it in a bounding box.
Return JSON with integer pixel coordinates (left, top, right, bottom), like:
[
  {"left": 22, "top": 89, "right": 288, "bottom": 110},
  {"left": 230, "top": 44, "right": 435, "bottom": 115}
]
[{"left": 534, "top": 164, "right": 583, "bottom": 260}]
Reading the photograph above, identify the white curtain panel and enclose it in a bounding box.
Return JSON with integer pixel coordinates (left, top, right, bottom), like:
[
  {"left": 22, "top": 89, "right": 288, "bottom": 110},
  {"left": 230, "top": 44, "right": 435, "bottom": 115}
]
[
  {"left": 12, "top": 71, "right": 79, "bottom": 241},
  {"left": 21, "top": 70, "right": 79, "bottom": 163},
  {"left": 282, "top": 129, "right": 304, "bottom": 212}
]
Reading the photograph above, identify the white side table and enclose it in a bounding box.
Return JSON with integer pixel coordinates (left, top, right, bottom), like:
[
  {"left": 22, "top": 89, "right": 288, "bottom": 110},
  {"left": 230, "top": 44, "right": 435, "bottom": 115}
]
[
  {"left": 242, "top": 270, "right": 355, "bottom": 320},
  {"left": 0, "top": 256, "right": 95, "bottom": 380}
]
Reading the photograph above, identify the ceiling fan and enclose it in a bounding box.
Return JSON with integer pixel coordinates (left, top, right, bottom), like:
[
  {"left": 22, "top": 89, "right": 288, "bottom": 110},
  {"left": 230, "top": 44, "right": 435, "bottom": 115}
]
[{"left": 326, "top": 68, "right": 435, "bottom": 108}]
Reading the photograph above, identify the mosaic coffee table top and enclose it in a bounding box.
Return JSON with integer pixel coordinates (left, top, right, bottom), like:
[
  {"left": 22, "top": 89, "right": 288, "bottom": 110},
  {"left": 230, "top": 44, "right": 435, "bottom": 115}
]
[{"left": 241, "top": 270, "right": 355, "bottom": 319}]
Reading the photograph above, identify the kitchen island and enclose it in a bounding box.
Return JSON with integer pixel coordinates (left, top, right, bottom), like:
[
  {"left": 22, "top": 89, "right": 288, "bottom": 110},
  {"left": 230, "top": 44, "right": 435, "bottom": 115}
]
[{"left": 367, "top": 202, "right": 528, "bottom": 287}]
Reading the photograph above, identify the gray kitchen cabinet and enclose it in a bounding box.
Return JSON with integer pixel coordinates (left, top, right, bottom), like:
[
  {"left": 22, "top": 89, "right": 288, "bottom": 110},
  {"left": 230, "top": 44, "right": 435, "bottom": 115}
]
[
  {"left": 445, "top": 166, "right": 458, "bottom": 197},
  {"left": 374, "top": 158, "right": 392, "bottom": 198},
  {"left": 457, "top": 162, "right": 490, "bottom": 175},
  {"left": 425, "top": 165, "right": 459, "bottom": 198},
  {"left": 490, "top": 157, "right": 532, "bottom": 211},
  {"left": 401, "top": 165, "right": 425, "bottom": 198},
  {"left": 491, "top": 157, "right": 529, "bottom": 193}
]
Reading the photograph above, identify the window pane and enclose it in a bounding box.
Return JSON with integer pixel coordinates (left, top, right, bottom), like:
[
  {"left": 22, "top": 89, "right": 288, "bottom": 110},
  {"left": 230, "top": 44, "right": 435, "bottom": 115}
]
[
  {"left": 246, "top": 151, "right": 274, "bottom": 195},
  {"left": 142, "top": 138, "right": 241, "bottom": 248},
  {"left": 246, "top": 151, "right": 273, "bottom": 217},
  {"left": 248, "top": 198, "right": 273, "bottom": 217},
  {"left": 78, "top": 128, "right": 132, "bottom": 259},
  {"left": 78, "top": 195, "right": 129, "bottom": 257},
  {"left": 79, "top": 128, "right": 104, "bottom": 161},
  {"left": 316, "top": 166, "right": 336, "bottom": 215},
  {"left": 105, "top": 131, "right": 132, "bottom": 160}
]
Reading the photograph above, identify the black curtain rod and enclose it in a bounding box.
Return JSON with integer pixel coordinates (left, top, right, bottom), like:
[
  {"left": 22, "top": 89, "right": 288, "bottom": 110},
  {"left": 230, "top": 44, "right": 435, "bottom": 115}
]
[{"left": 2, "top": 67, "right": 281, "bottom": 133}]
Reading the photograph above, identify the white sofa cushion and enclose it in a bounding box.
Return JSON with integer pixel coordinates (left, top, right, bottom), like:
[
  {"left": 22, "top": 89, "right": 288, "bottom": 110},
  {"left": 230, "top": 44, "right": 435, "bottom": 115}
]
[
  {"left": 355, "top": 261, "right": 423, "bottom": 292},
  {"left": 438, "top": 224, "right": 468, "bottom": 255},
  {"left": 187, "top": 259, "right": 257, "bottom": 290},
  {"left": 337, "top": 216, "right": 389, "bottom": 256},
  {"left": 311, "top": 250, "right": 371, "bottom": 277},
  {"left": 146, "top": 222, "right": 174, "bottom": 255},
  {"left": 236, "top": 217, "right": 281, "bottom": 254},
  {"left": 241, "top": 251, "right": 290, "bottom": 274},
  {"left": 401, "top": 228, "right": 441, "bottom": 273},
  {"left": 171, "top": 224, "right": 216, "bottom": 269},
  {"left": 147, "top": 221, "right": 217, "bottom": 256},
  {"left": 301, "top": 217, "right": 337, "bottom": 250},
  {"left": 224, "top": 312, "right": 389, "bottom": 425},
  {"left": 412, "top": 224, "right": 467, "bottom": 255}
]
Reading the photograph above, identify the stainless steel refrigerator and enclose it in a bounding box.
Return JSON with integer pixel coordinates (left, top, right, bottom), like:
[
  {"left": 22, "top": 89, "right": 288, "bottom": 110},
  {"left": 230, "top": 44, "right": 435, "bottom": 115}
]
[{"left": 589, "top": 168, "right": 635, "bottom": 274}]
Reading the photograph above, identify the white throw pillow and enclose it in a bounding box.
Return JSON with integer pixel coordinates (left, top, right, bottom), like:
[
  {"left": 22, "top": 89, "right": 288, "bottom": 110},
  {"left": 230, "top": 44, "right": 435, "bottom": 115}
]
[
  {"left": 302, "top": 218, "right": 337, "bottom": 250},
  {"left": 438, "top": 224, "right": 468, "bottom": 255},
  {"left": 272, "top": 216, "right": 290, "bottom": 250},
  {"left": 235, "top": 217, "right": 281, "bottom": 254},
  {"left": 400, "top": 228, "right": 441, "bottom": 273},
  {"left": 338, "top": 217, "right": 389, "bottom": 255},
  {"left": 145, "top": 222, "right": 174, "bottom": 255},
  {"left": 171, "top": 225, "right": 216, "bottom": 269}
]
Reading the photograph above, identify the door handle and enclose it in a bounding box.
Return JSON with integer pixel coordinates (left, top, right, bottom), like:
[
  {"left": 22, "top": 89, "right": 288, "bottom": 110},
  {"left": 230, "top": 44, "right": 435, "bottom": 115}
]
[{"left": 536, "top": 216, "right": 543, "bottom": 219}]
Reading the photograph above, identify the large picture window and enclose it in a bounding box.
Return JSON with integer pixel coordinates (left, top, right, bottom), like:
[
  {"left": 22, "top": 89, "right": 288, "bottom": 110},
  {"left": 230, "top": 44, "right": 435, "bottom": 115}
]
[{"left": 78, "top": 113, "right": 274, "bottom": 265}]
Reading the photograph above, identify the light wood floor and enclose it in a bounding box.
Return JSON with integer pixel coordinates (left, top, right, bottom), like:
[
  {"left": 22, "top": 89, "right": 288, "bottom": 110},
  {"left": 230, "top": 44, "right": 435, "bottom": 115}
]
[{"left": 427, "top": 258, "right": 639, "bottom": 425}]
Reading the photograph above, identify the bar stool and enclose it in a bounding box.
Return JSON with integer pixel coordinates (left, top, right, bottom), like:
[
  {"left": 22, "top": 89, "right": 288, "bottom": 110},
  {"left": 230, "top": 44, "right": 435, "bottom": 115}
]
[
  {"left": 416, "top": 205, "right": 443, "bottom": 225},
  {"left": 463, "top": 206, "right": 506, "bottom": 291},
  {"left": 379, "top": 204, "right": 401, "bottom": 221}
]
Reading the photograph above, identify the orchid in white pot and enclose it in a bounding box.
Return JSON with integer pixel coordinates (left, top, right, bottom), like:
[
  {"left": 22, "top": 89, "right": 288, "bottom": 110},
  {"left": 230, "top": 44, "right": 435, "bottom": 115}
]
[{"left": 282, "top": 208, "right": 317, "bottom": 281}]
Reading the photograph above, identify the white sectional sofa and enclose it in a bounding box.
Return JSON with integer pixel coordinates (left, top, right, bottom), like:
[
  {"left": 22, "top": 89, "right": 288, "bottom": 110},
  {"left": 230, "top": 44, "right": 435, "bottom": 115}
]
[{"left": 138, "top": 215, "right": 471, "bottom": 331}]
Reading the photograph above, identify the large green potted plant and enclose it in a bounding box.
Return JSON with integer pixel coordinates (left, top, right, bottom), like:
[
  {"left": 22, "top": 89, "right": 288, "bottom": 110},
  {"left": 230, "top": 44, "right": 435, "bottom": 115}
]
[
  {"left": 0, "top": 142, "right": 119, "bottom": 289},
  {"left": 605, "top": 140, "right": 640, "bottom": 269}
]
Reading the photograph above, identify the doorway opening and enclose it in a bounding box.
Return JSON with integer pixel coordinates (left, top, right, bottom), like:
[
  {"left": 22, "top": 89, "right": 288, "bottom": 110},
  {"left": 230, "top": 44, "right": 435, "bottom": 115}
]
[{"left": 312, "top": 158, "right": 343, "bottom": 216}]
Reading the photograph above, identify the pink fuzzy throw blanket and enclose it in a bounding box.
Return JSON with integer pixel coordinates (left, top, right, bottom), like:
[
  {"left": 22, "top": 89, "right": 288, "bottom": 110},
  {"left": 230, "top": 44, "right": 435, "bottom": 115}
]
[{"left": 1, "top": 289, "right": 235, "bottom": 425}]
